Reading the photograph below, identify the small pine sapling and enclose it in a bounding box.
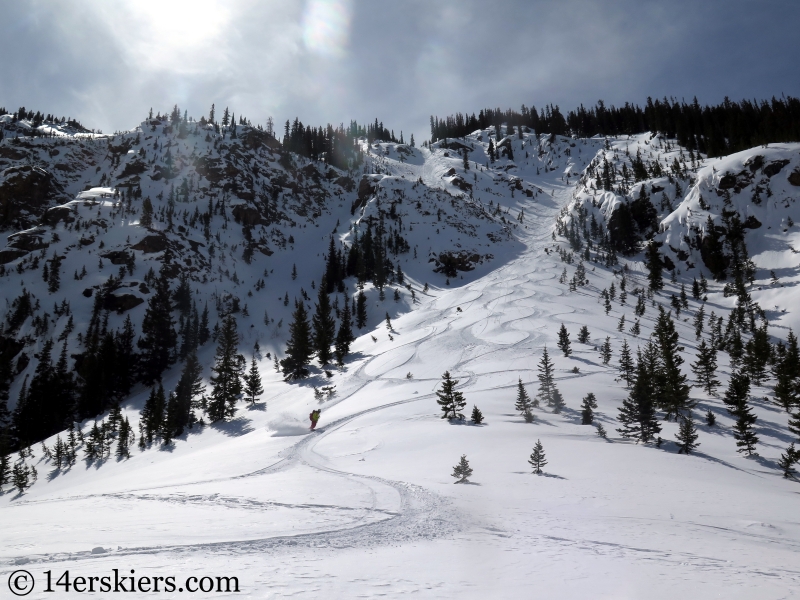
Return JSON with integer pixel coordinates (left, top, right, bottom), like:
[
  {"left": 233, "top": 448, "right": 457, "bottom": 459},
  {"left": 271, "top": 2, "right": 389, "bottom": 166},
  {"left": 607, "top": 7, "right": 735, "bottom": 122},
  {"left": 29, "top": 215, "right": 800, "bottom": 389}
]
[
  {"left": 577, "top": 325, "right": 590, "bottom": 344},
  {"left": 557, "top": 324, "right": 572, "bottom": 356},
  {"left": 529, "top": 439, "right": 547, "bottom": 474},
  {"left": 705, "top": 410, "right": 716, "bottom": 427},
  {"left": 596, "top": 423, "right": 608, "bottom": 439},
  {"left": 581, "top": 392, "right": 597, "bottom": 425},
  {"left": 675, "top": 412, "right": 700, "bottom": 454},
  {"left": 451, "top": 454, "right": 473, "bottom": 483},
  {"left": 515, "top": 378, "right": 534, "bottom": 422},
  {"left": 778, "top": 443, "right": 798, "bottom": 479},
  {"left": 600, "top": 337, "right": 612, "bottom": 365},
  {"left": 470, "top": 405, "right": 484, "bottom": 424}
]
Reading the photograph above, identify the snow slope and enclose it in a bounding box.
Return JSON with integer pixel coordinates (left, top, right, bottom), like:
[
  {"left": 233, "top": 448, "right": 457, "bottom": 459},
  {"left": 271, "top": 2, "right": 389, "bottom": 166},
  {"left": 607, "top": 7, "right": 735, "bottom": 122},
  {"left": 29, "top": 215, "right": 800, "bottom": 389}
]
[{"left": 1, "top": 125, "right": 800, "bottom": 598}]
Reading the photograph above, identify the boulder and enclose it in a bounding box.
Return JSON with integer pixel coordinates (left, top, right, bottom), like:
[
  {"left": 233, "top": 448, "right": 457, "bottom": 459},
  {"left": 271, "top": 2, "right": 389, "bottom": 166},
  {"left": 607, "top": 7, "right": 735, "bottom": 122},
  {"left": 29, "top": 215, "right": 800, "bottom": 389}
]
[
  {"left": 717, "top": 174, "right": 737, "bottom": 190},
  {"left": 788, "top": 168, "right": 800, "bottom": 186},
  {"left": 101, "top": 250, "right": 132, "bottom": 265}
]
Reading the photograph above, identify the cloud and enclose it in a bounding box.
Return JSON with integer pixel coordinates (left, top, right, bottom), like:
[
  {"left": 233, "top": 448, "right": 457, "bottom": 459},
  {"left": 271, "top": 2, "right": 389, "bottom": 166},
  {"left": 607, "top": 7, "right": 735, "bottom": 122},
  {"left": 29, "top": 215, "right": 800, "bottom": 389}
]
[{"left": 1, "top": 0, "right": 798, "bottom": 142}]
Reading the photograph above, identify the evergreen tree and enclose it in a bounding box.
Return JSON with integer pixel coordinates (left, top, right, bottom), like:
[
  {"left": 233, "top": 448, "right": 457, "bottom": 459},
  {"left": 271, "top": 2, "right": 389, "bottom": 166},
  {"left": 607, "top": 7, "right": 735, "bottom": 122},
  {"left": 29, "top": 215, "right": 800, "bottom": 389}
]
[
  {"left": 198, "top": 303, "right": 211, "bottom": 345},
  {"left": 600, "top": 336, "right": 612, "bottom": 365},
  {"left": 244, "top": 357, "right": 264, "bottom": 406},
  {"left": 528, "top": 439, "right": 547, "bottom": 474},
  {"left": 451, "top": 454, "right": 473, "bottom": 483},
  {"left": 581, "top": 392, "right": 597, "bottom": 424},
  {"left": 334, "top": 294, "right": 355, "bottom": 365},
  {"left": 312, "top": 282, "right": 336, "bottom": 366},
  {"left": 171, "top": 350, "right": 204, "bottom": 436},
  {"left": 617, "top": 346, "right": 662, "bottom": 443},
  {"left": 207, "top": 316, "right": 244, "bottom": 422},
  {"left": 281, "top": 301, "right": 313, "bottom": 380},
  {"left": 116, "top": 417, "right": 134, "bottom": 459},
  {"left": 0, "top": 451, "right": 11, "bottom": 492},
  {"left": 653, "top": 307, "right": 692, "bottom": 420},
  {"left": 778, "top": 443, "right": 798, "bottom": 479},
  {"left": 692, "top": 339, "right": 720, "bottom": 395},
  {"left": 536, "top": 348, "right": 557, "bottom": 407},
  {"left": 140, "top": 384, "right": 166, "bottom": 445},
  {"left": 355, "top": 291, "right": 368, "bottom": 329},
  {"left": 705, "top": 410, "right": 716, "bottom": 427},
  {"left": 618, "top": 339, "right": 634, "bottom": 387},
  {"left": 514, "top": 378, "right": 534, "bottom": 422},
  {"left": 551, "top": 388, "right": 566, "bottom": 414},
  {"left": 138, "top": 266, "right": 177, "bottom": 385},
  {"left": 470, "top": 405, "right": 484, "bottom": 424},
  {"left": 577, "top": 325, "right": 590, "bottom": 344},
  {"left": 675, "top": 411, "right": 700, "bottom": 454},
  {"left": 557, "top": 324, "right": 572, "bottom": 356},
  {"left": 645, "top": 241, "right": 664, "bottom": 291},
  {"left": 694, "top": 304, "right": 705, "bottom": 340},
  {"left": 731, "top": 398, "right": 759, "bottom": 456},
  {"left": 436, "top": 371, "right": 467, "bottom": 420}
]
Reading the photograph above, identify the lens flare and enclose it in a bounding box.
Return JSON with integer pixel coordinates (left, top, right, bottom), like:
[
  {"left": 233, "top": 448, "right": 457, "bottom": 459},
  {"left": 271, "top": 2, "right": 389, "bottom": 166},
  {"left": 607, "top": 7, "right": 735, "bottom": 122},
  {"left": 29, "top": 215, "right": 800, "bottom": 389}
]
[{"left": 302, "top": 0, "right": 352, "bottom": 58}]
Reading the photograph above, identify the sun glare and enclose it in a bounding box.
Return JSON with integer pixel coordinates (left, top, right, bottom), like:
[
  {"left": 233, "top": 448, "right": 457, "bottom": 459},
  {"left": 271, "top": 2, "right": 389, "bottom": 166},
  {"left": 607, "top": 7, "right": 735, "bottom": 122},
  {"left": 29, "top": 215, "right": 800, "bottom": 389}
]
[
  {"left": 125, "top": 0, "right": 230, "bottom": 51},
  {"left": 302, "top": 0, "right": 352, "bottom": 58}
]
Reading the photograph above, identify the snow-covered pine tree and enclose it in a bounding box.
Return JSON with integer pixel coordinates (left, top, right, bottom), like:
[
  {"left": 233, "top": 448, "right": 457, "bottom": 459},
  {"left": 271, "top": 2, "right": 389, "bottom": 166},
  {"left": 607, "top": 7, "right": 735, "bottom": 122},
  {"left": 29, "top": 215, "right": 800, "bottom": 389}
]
[
  {"left": 691, "top": 339, "right": 719, "bottom": 395},
  {"left": 557, "top": 324, "right": 572, "bottom": 356},
  {"left": 536, "top": 347, "right": 556, "bottom": 406},
  {"left": 528, "top": 439, "right": 547, "bottom": 474},
  {"left": 207, "top": 315, "right": 245, "bottom": 422},
  {"left": 244, "top": 357, "right": 264, "bottom": 406},
  {"left": 581, "top": 392, "right": 597, "bottom": 424},
  {"left": 436, "top": 371, "right": 466, "bottom": 420},
  {"left": 675, "top": 411, "right": 700, "bottom": 454},
  {"left": 470, "top": 405, "right": 484, "bottom": 424},
  {"left": 451, "top": 454, "right": 473, "bottom": 483},
  {"left": 514, "top": 378, "right": 534, "bottom": 421},
  {"left": 281, "top": 300, "right": 313, "bottom": 380}
]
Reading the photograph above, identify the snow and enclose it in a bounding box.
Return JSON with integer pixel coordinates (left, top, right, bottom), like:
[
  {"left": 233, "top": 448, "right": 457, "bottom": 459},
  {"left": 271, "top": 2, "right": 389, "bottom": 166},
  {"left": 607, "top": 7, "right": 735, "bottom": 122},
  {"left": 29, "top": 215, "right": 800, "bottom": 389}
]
[{"left": 1, "top": 123, "right": 799, "bottom": 598}]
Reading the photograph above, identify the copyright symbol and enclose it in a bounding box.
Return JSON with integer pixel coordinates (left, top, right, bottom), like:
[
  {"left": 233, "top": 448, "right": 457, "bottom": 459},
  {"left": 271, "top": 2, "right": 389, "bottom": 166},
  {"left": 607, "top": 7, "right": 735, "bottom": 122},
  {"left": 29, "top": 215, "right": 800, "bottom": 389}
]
[{"left": 7, "top": 570, "right": 34, "bottom": 596}]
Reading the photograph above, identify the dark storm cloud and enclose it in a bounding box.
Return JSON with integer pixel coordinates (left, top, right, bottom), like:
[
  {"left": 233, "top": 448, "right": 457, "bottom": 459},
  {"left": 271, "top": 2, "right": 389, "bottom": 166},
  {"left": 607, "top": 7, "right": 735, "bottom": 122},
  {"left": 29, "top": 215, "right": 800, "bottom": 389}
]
[{"left": 2, "top": 0, "right": 798, "bottom": 141}]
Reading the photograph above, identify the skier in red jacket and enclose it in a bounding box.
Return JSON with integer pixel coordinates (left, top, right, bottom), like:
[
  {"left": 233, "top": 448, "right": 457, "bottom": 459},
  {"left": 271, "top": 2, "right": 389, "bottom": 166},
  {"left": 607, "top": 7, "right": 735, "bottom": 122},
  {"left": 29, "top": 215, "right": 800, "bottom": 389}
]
[{"left": 309, "top": 409, "right": 321, "bottom": 430}]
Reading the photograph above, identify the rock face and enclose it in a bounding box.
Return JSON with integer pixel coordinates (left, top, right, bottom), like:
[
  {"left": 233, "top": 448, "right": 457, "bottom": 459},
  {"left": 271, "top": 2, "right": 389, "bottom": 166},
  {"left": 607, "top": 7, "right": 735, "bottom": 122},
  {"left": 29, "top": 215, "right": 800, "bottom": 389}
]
[
  {"left": 433, "top": 251, "right": 482, "bottom": 277},
  {"left": 0, "top": 249, "right": 28, "bottom": 264},
  {"left": 0, "top": 165, "right": 68, "bottom": 230},
  {"left": 103, "top": 293, "right": 144, "bottom": 313},
  {"left": 763, "top": 159, "right": 790, "bottom": 177},
  {"left": 132, "top": 234, "right": 168, "bottom": 253},
  {"left": 351, "top": 175, "right": 379, "bottom": 214},
  {"left": 41, "top": 205, "right": 75, "bottom": 226},
  {"left": 232, "top": 204, "right": 266, "bottom": 226},
  {"left": 101, "top": 250, "right": 133, "bottom": 265},
  {"left": 7, "top": 228, "right": 48, "bottom": 251}
]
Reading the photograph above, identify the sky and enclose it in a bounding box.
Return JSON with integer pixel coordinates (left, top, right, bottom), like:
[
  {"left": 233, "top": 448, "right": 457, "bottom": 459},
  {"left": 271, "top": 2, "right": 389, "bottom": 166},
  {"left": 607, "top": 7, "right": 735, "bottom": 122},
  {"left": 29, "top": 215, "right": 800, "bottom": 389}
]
[{"left": 2, "top": 0, "right": 799, "bottom": 141}]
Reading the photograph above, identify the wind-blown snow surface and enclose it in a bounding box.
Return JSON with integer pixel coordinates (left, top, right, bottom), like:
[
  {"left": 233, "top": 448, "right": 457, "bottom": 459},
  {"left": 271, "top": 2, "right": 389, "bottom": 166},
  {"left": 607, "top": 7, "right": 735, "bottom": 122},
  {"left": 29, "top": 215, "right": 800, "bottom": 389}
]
[{"left": 2, "top": 130, "right": 800, "bottom": 599}]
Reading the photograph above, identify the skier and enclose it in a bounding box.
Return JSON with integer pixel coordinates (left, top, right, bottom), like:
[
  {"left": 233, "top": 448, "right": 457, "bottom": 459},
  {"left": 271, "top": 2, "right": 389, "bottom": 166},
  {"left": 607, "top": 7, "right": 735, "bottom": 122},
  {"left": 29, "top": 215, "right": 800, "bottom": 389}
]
[{"left": 309, "top": 409, "right": 321, "bottom": 430}]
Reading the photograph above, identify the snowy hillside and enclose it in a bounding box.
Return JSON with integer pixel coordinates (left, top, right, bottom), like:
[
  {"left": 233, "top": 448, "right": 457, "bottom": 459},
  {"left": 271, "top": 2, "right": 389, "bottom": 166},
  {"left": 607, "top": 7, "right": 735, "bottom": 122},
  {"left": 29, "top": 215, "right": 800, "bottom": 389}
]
[{"left": 1, "top": 115, "right": 800, "bottom": 599}]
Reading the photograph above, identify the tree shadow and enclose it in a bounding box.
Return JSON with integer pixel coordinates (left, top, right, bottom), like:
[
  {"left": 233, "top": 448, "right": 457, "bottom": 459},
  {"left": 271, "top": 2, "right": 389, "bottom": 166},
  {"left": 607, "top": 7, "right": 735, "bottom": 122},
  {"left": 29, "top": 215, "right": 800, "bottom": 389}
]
[
  {"left": 247, "top": 401, "right": 268, "bottom": 411},
  {"left": 538, "top": 472, "right": 567, "bottom": 480},
  {"left": 210, "top": 416, "right": 254, "bottom": 437}
]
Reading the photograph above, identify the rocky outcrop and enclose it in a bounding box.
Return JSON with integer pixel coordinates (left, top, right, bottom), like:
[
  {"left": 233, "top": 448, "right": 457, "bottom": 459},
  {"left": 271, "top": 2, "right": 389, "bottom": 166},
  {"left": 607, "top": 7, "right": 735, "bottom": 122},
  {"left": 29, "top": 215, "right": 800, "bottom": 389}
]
[
  {"left": 103, "top": 293, "right": 144, "bottom": 313},
  {"left": 7, "top": 228, "right": 48, "bottom": 251},
  {"left": 0, "top": 165, "right": 68, "bottom": 230},
  {"left": 41, "top": 205, "right": 75, "bottom": 226},
  {"left": 132, "top": 233, "right": 168, "bottom": 253}
]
